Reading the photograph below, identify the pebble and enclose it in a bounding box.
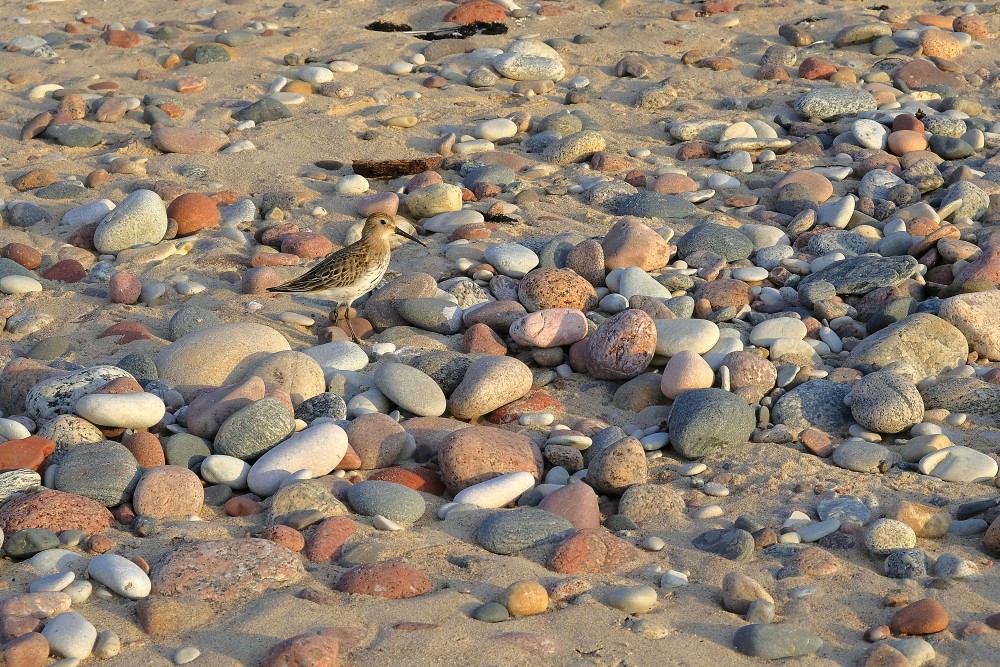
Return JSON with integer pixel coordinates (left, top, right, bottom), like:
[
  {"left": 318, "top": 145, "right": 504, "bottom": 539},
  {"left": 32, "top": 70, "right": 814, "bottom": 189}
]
[
  {"left": 347, "top": 480, "right": 425, "bottom": 523},
  {"left": 733, "top": 624, "right": 822, "bottom": 659},
  {"left": 454, "top": 471, "right": 536, "bottom": 508},
  {"left": 87, "top": 553, "right": 151, "bottom": 599},
  {"left": 247, "top": 422, "right": 348, "bottom": 497},
  {"left": 606, "top": 585, "right": 658, "bottom": 614},
  {"left": 865, "top": 519, "right": 917, "bottom": 555},
  {"left": 918, "top": 446, "right": 998, "bottom": 483},
  {"left": 42, "top": 612, "right": 97, "bottom": 659}
]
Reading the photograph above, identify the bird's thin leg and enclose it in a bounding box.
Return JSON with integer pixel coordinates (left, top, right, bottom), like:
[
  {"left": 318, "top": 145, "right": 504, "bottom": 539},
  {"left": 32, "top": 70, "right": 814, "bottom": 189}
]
[{"left": 345, "top": 300, "right": 360, "bottom": 343}]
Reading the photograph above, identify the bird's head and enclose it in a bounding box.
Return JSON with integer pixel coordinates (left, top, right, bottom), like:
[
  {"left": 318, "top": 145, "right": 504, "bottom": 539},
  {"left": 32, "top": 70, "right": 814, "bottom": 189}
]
[{"left": 362, "top": 213, "right": 427, "bottom": 247}]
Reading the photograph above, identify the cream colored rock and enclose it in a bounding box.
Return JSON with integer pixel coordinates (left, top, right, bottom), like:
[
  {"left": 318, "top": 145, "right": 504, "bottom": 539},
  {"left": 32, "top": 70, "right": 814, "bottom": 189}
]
[
  {"left": 75, "top": 392, "right": 165, "bottom": 429},
  {"left": 247, "top": 422, "right": 349, "bottom": 497}
]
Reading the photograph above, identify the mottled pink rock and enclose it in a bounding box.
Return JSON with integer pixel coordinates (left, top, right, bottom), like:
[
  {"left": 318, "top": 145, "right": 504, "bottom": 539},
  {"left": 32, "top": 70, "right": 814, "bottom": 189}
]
[
  {"left": 95, "top": 98, "right": 129, "bottom": 123},
  {"left": 586, "top": 309, "right": 656, "bottom": 380},
  {"left": 601, "top": 217, "right": 672, "bottom": 271},
  {"left": 938, "top": 290, "right": 1000, "bottom": 359},
  {"left": 356, "top": 192, "right": 399, "bottom": 217},
  {"left": 660, "top": 350, "right": 714, "bottom": 399},
  {"left": 509, "top": 308, "right": 588, "bottom": 348},
  {"left": 242, "top": 267, "right": 285, "bottom": 294},
  {"left": 406, "top": 171, "right": 443, "bottom": 191},
  {"left": 438, "top": 426, "right": 543, "bottom": 493},
  {"left": 538, "top": 482, "right": 600, "bottom": 530},
  {"left": 722, "top": 350, "right": 778, "bottom": 404},
  {"left": 0, "top": 593, "right": 71, "bottom": 618},
  {"left": 518, "top": 268, "right": 598, "bottom": 313},
  {"left": 565, "top": 239, "right": 605, "bottom": 286},
  {"left": 305, "top": 517, "right": 356, "bottom": 562},
  {"left": 280, "top": 232, "right": 335, "bottom": 259},
  {"left": 109, "top": 271, "right": 141, "bottom": 304},
  {"left": 344, "top": 413, "right": 408, "bottom": 469},
  {"left": 151, "top": 538, "right": 305, "bottom": 604},
  {"left": 263, "top": 630, "right": 340, "bottom": 667},
  {"left": 336, "top": 561, "right": 431, "bottom": 599},
  {"left": 954, "top": 243, "right": 1000, "bottom": 286},
  {"left": 132, "top": 466, "right": 204, "bottom": 519},
  {"left": 462, "top": 323, "right": 507, "bottom": 355},
  {"left": 151, "top": 127, "right": 228, "bottom": 154},
  {"left": 186, "top": 376, "right": 267, "bottom": 439},
  {"left": 649, "top": 173, "right": 697, "bottom": 194},
  {"left": 549, "top": 529, "right": 641, "bottom": 574},
  {"left": 0, "top": 488, "right": 113, "bottom": 536},
  {"left": 774, "top": 170, "right": 833, "bottom": 203},
  {"left": 0, "top": 631, "right": 49, "bottom": 667}
]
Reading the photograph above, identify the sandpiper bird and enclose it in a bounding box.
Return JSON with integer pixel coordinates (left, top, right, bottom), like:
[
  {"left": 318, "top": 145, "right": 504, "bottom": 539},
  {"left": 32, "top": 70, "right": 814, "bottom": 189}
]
[{"left": 267, "top": 213, "right": 426, "bottom": 341}]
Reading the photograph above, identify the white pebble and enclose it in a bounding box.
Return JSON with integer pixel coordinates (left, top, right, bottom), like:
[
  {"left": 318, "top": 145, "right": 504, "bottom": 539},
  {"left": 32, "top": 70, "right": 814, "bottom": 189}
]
[
  {"left": 373, "top": 514, "right": 405, "bottom": 531},
  {"left": 174, "top": 646, "right": 201, "bottom": 665}
]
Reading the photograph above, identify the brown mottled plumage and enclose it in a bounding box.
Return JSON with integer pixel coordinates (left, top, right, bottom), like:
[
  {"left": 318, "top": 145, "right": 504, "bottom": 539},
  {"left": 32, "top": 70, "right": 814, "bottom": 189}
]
[{"left": 267, "top": 213, "right": 426, "bottom": 340}]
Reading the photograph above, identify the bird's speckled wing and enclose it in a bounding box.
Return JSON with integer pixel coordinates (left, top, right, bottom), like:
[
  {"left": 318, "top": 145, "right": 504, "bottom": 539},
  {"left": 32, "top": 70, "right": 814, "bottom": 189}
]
[{"left": 267, "top": 242, "right": 374, "bottom": 292}]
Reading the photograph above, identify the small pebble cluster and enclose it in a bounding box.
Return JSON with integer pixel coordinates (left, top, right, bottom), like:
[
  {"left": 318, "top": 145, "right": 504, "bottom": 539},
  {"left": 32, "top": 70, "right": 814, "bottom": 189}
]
[{"left": 2, "top": 0, "right": 1000, "bottom": 665}]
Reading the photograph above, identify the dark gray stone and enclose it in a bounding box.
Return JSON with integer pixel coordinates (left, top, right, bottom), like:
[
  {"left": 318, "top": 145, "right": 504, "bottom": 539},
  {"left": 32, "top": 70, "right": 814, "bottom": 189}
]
[
  {"left": 476, "top": 507, "right": 574, "bottom": 555},
  {"left": 164, "top": 433, "right": 213, "bottom": 469},
  {"left": 6, "top": 202, "right": 51, "bottom": 228},
  {"left": 772, "top": 379, "right": 853, "bottom": 435},
  {"left": 885, "top": 549, "right": 930, "bottom": 578},
  {"left": 667, "top": 388, "right": 755, "bottom": 459},
  {"left": 677, "top": 223, "right": 753, "bottom": 262},
  {"left": 213, "top": 397, "right": 295, "bottom": 461},
  {"left": 807, "top": 230, "right": 869, "bottom": 257},
  {"left": 798, "top": 255, "right": 919, "bottom": 296},
  {"left": 295, "top": 392, "right": 347, "bottom": 422},
  {"left": 232, "top": 97, "right": 291, "bottom": 123},
  {"left": 692, "top": 527, "right": 755, "bottom": 561},
  {"left": 347, "top": 480, "right": 425, "bottom": 523},
  {"left": 4, "top": 528, "right": 60, "bottom": 559},
  {"left": 733, "top": 624, "right": 822, "bottom": 659},
  {"left": 614, "top": 192, "right": 697, "bottom": 219},
  {"left": 43, "top": 124, "right": 105, "bottom": 148},
  {"left": 53, "top": 440, "right": 141, "bottom": 507}
]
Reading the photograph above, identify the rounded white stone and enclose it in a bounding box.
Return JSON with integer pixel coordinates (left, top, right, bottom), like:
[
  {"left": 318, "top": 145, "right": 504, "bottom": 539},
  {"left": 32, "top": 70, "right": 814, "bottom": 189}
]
[
  {"left": 918, "top": 445, "right": 999, "bottom": 483},
  {"left": 61, "top": 199, "right": 115, "bottom": 227},
  {"left": 247, "top": 421, "right": 348, "bottom": 497},
  {"left": 42, "top": 612, "right": 97, "bottom": 659},
  {"left": 30, "top": 571, "right": 75, "bottom": 593},
  {"left": 0, "top": 417, "right": 32, "bottom": 441},
  {"left": 335, "top": 174, "right": 370, "bottom": 195},
  {"left": 175, "top": 646, "right": 201, "bottom": 665},
  {"left": 373, "top": 514, "right": 405, "bottom": 531},
  {"left": 200, "top": 455, "right": 251, "bottom": 489},
  {"left": 731, "top": 267, "right": 769, "bottom": 282},
  {"left": 63, "top": 580, "right": 93, "bottom": 605},
  {"left": 475, "top": 118, "right": 518, "bottom": 142},
  {"left": 653, "top": 319, "right": 721, "bottom": 356},
  {"left": 87, "top": 553, "right": 151, "bottom": 599},
  {"left": 483, "top": 243, "right": 539, "bottom": 278},
  {"left": 27, "top": 549, "right": 85, "bottom": 574},
  {"left": 0, "top": 275, "right": 43, "bottom": 295},
  {"left": 303, "top": 340, "right": 369, "bottom": 377},
  {"left": 453, "top": 471, "right": 536, "bottom": 508},
  {"left": 298, "top": 65, "right": 333, "bottom": 83},
  {"left": 328, "top": 60, "right": 358, "bottom": 73},
  {"left": 75, "top": 392, "right": 165, "bottom": 429},
  {"left": 749, "top": 317, "right": 808, "bottom": 347}
]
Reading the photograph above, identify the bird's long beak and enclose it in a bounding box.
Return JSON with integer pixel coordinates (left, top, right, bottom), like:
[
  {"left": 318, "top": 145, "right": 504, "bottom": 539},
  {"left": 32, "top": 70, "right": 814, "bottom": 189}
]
[{"left": 396, "top": 229, "right": 427, "bottom": 247}]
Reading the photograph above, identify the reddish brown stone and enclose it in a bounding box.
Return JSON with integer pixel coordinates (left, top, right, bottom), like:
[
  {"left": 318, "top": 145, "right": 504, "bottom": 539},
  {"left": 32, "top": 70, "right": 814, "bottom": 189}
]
[
  {"left": 800, "top": 428, "right": 834, "bottom": 457},
  {"left": 122, "top": 431, "right": 165, "bottom": 469},
  {"left": 676, "top": 142, "right": 714, "bottom": 160},
  {"left": 437, "top": 426, "right": 543, "bottom": 492},
  {"left": 486, "top": 390, "right": 563, "bottom": 424},
  {"left": 0, "top": 436, "right": 55, "bottom": 472},
  {"left": 0, "top": 488, "right": 113, "bottom": 535},
  {"left": 336, "top": 561, "right": 431, "bottom": 599},
  {"left": 538, "top": 482, "right": 600, "bottom": 530},
  {"left": 0, "top": 631, "right": 48, "bottom": 667},
  {"left": 133, "top": 466, "right": 204, "bottom": 520},
  {"left": 166, "top": 192, "right": 220, "bottom": 237},
  {"left": 367, "top": 466, "right": 444, "bottom": 496},
  {"left": 135, "top": 596, "right": 215, "bottom": 636},
  {"left": 548, "top": 529, "right": 640, "bottom": 574},
  {"left": 97, "top": 321, "right": 154, "bottom": 344},
  {"left": 305, "top": 516, "right": 356, "bottom": 562},
  {"left": 12, "top": 169, "right": 58, "bottom": 191},
  {"left": 798, "top": 56, "right": 837, "bottom": 80},
  {"left": 224, "top": 495, "right": 265, "bottom": 517},
  {"left": 151, "top": 538, "right": 305, "bottom": 604},
  {"left": 103, "top": 30, "right": 141, "bottom": 47},
  {"left": 344, "top": 413, "right": 408, "bottom": 469},
  {"left": 462, "top": 322, "right": 507, "bottom": 355},
  {"left": 889, "top": 599, "right": 949, "bottom": 635},
  {"left": 260, "top": 525, "right": 306, "bottom": 552},
  {"left": 42, "top": 259, "right": 86, "bottom": 283},
  {"left": 1, "top": 243, "right": 42, "bottom": 270},
  {"left": 263, "top": 631, "right": 340, "bottom": 667},
  {"left": 109, "top": 270, "right": 142, "bottom": 304}
]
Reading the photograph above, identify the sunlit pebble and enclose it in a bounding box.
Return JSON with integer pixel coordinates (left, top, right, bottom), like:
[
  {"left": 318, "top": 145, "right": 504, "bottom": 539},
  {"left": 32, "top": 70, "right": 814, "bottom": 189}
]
[
  {"left": 311, "top": 206, "right": 327, "bottom": 217},
  {"left": 246, "top": 301, "right": 263, "bottom": 312},
  {"left": 409, "top": 53, "right": 425, "bottom": 66},
  {"left": 402, "top": 91, "right": 421, "bottom": 100},
  {"left": 235, "top": 120, "right": 255, "bottom": 130}
]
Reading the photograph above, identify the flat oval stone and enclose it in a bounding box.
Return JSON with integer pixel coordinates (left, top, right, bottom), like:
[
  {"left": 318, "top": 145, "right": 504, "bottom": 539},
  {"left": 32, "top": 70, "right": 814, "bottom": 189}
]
[
  {"left": 918, "top": 446, "right": 998, "bottom": 483},
  {"left": 87, "top": 553, "right": 151, "bottom": 599},
  {"left": 213, "top": 397, "right": 295, "bottom": 461},
  {"left": 25, "top": 365, "right": 133, "bottom": 421},
  {"left": 606, "top": 585, "right": 658, "bottom": 614},
  {"left": 510, "top": 309, "right": 588, "bottom": 348},
  {"left": 373, "top": 363, "right": 446, "bottom": 417},
  {"left": 75, "top": 392, "right": 165, "bottom": 429},
  {"left": 476, "top": 507, "right": 574, "bottom": 555},
  {"left": 453, "top": 471, "right": 536, "bottom": 508},
  {"left": 347, "top": 480, "right": 425, "bottom": 523},
  {"left": 733, "top": 624, "right": 822, "bottom": 659},
  {"left": 247, "top": 421, "right": 348, "bottom": 497},
  {"left": 692, "top": 527, "right": 754, "bottom": 561},
  {"left": 653, "top": 319, "right": 720, "bottom": 356},
  {"left": 94, "top": 189, "right": 168, "bottom": 255}
]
